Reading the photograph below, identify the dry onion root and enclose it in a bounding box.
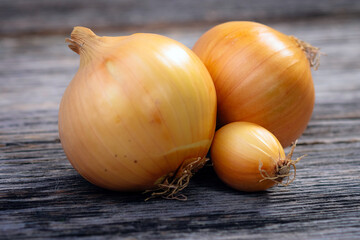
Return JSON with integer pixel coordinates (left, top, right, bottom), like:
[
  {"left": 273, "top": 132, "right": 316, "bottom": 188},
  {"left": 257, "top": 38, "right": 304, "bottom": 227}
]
[
  {"left": 59, "top": 27, "right": 217, "bottom": 199},
  {"left": 258, "top": 141, "right": 306, "bottom": 186},
  {"left": 210, "top": 122, "right": 305, "bottom": 192},
  {"left": 144, "top": 157, "right": 209, "bottom": 201}
]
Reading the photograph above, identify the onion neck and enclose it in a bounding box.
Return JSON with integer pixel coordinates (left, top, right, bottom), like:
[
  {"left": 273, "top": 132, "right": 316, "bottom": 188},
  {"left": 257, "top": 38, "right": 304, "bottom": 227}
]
[
  {"left": 66, "top": 26, "right": 103, "bottom": 66},
  {"left": 289, "top": 35, "right": 321, "bottom": 70}
]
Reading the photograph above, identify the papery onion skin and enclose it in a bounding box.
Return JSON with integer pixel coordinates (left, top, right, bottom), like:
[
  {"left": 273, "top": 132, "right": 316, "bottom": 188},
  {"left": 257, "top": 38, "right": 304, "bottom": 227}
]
[
  {"left": 59, "top": 27, "right": 217, "bottom": 191},
  {"left": 193, "top": 21, "right": 315, "bottom": 147},
  {"left": 211, "top": 122, "right": 287, "bottom": 192}
]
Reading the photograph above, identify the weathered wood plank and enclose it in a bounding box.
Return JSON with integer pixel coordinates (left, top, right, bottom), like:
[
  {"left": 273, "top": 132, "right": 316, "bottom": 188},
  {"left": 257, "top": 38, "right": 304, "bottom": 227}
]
[{"left": 1, "top": 15, "right": 360, "bottom": 239}]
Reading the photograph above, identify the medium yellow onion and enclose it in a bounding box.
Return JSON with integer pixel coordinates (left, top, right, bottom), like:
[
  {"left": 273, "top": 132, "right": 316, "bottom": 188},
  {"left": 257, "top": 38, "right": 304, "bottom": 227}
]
[
  {"left": 193, "top": 21, "right": 320, "bottom": 147},
  {"left": 58, "top": 27, "right": 217, "bottom": 196},
  {"left": 211, "top": 122, "right": 303, "bottom": 192}
]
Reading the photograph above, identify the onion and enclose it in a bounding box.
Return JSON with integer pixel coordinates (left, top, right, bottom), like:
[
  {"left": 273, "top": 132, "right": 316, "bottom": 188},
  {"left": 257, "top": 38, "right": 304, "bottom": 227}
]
[
  {"left": 193, "top": 21, "right": 320, "bottom": 147},
  {"left": 59, "top": 27, "right": 217, "bottom": 199},
  {"left": 211, "top": 122, "right": 304, "bottom": 192}
]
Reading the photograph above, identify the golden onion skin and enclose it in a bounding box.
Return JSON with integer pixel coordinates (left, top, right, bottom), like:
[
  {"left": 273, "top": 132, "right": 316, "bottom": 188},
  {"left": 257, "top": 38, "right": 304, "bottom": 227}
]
[
  {"left": 193, "top": 21, "right": 315, "bottom": 147},
  {"left": 59, "top": 27, "right": 217, "bottom": 191},
  {"left": 211, "top": 122, "right": 286, "bottom": 192}
]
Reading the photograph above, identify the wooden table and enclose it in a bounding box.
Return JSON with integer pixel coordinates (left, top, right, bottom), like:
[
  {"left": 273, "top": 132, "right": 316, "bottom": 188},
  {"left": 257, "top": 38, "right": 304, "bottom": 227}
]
[{"left": 1, "top": 1, "right": 360, "bottom": 239}]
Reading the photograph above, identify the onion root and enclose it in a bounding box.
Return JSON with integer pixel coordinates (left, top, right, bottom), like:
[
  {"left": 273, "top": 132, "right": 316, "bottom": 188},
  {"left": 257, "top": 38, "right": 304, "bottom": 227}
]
[
  {"left": 144, "top": 157, "right": 209, "bottom": 201},
  {"left": 259, "top": 141, "right": 306, "bottom": 186}
]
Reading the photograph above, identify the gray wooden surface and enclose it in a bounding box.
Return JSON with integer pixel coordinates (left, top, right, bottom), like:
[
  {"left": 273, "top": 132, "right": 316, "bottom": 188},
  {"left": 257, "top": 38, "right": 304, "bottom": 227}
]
[{"left": 1, "top": 1, "right": 360, "bottom": 239}]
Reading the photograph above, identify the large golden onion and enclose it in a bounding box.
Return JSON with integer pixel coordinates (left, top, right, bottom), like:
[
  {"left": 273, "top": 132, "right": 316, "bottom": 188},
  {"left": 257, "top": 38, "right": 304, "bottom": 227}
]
[{"left": 59, "top": 27, "right": 217, "bottom": 192}]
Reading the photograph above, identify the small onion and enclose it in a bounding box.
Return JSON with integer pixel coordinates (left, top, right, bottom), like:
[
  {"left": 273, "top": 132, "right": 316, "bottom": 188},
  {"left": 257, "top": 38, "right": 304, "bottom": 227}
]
[
  {"left": 211, "top": 122, "right": 303, "bottom": 192},
  {"left": 193, "top": 21, "right": 320, "bottom": 147},
  {"left": 59, "top": 27, "right": 217, "bottom": 197}
]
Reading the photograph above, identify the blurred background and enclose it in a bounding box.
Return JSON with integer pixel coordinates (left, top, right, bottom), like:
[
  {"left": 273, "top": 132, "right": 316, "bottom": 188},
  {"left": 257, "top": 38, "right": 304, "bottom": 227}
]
[{"left": 1, "top": 0, "right": 360, "bottom": 37}]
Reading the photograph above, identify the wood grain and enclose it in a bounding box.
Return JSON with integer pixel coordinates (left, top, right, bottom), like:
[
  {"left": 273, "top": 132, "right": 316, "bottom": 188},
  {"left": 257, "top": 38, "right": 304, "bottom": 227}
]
[{"left": 1, "top": 11, "right": 360, "bottom": 240}]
